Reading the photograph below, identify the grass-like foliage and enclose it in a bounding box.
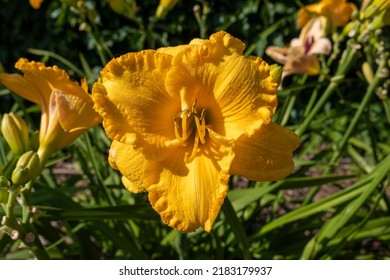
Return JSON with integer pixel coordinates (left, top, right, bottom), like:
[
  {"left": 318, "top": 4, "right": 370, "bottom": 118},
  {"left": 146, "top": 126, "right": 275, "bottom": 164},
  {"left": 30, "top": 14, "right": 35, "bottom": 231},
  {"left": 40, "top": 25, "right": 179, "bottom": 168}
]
[{"left": 0, "top": 0, "right": 389, "bottom": 259}]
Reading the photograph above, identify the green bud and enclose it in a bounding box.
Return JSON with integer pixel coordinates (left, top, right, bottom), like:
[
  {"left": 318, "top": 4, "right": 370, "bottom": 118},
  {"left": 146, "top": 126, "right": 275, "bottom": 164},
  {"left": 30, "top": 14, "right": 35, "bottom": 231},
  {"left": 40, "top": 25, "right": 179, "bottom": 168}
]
[
  {"left": 0, "top": 187, "right": 9, "bottom": 204},
  {"left": 11, "top": 166, "right": 31, "bottom": 186},
  {"left": 269, "top": 64, "right": 283, "bottom": 85},
  {"left": 15, "top": 151, "right": 40, "bottom": 181},
  {"left": 1, "top": 113, "right": 30, "bottom": 155},
  {"left": 30, "top": 131, "right": 40, "bottom": 152},
  {"left": 371, "top": 9, "right": 390, "bottom": 30},
  {"left": 0, "top": 176, "right": 11, "bottom": 189},
  {"left": 364, "top": 0, "right": 390, "bottom": 19}
]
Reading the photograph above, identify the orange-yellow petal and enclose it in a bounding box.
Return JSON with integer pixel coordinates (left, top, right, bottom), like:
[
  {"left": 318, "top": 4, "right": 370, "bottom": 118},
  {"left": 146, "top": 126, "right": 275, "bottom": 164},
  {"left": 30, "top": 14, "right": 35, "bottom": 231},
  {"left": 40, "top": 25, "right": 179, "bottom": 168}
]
[
  {"left": 230, "top": 122, "right": 300, "bottom": 181},
  {"left": 147, "top": 135, "right": 234, "bottom": 232},
  {"left": 297, "top": 0, "right": 357, "bottom": 30},
  {"left": 165, "top": 31, "right": 277, "bottom": 140},
  {"left": 92, "top": 50, "right": 180, "bottom": 161},
  {"left": 54, "top": 88, "right": 101, "bottom": 133},
  {"left": 0, "top": 73, "right": 42, "bottom": 105},
  {"left": 108, "top": 140, "right": 149, "bottom": 193}
]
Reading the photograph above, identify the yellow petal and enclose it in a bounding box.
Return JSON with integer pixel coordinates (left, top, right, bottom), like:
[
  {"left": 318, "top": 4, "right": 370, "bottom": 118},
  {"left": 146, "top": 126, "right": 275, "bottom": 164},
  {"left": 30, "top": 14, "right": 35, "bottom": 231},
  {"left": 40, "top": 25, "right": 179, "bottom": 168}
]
[
  {"left": 1, "top": 58, "right": 90, "bottom": 117},
  {"left": 297, "top": 0, "right": 356, "bottom": 30},
  {"left": 54, "top": 88, "right": 101, "bottom": 133},
  {"left": 0, "top": 73, "right": 42, "bottom": 105},
  {"left": 165, "top": 31, "right": 277, "bottom": 140},
  {"left": 108, "top": 140, "right": 149, "bottom": 193},
  {"left": 230, "top": 122, "right": 300, "bottom": 181},
  {"left": 92, "top": 51, "right": 180, "bottom": 160},
  {"left": 147, "top": 135, "right": 234, "bottom": 232}
]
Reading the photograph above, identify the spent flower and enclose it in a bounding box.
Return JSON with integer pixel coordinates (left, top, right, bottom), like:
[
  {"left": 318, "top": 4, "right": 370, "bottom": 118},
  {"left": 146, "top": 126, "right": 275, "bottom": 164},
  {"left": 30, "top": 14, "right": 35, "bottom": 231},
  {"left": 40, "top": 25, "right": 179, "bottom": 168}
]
[{"left": 266, "top": 17, "right": 332, "bottom": 78}]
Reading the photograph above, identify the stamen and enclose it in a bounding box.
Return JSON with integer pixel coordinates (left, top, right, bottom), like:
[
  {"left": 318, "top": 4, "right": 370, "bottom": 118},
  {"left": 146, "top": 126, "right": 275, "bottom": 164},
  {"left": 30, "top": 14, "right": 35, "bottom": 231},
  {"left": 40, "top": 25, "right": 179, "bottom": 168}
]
[
  {"left": 185, "top": 133, "right": 200, "bottom": 163},
  {"left": 174, "top": 110, "right": 193, "bottom": 142},
  {"left": 200, "top": 109, "right": 206, "bottom": 138},
  {"left": 194, "top": 114, "right": 205, "bottom": 144}
]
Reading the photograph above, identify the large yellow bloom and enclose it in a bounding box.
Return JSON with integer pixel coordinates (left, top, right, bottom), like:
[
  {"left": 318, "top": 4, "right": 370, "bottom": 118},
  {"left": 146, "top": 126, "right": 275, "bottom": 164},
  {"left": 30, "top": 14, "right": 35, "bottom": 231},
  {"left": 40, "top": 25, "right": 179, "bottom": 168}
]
[
  {"left": 297, "top": 0, "right": 357, "bottom": 31},
  {"left": 92, "top": 31, "right": 300, "bottom": 232},
  {"left": 0, "top": 59, "right": 102, "bottom": 161}
]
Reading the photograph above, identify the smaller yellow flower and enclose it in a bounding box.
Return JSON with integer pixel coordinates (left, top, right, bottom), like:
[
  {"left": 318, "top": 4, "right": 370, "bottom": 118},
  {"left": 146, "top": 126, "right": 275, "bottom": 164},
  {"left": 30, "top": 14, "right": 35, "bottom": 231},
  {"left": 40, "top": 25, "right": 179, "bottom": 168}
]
[
  {"left": 156, "top": 0, "right": 179, "bottom": 19},
  {"left": 0, "top": 59, "right": 102, "bottom": 162},
  {"left": 266, "top": 17, "right": 332, "bottom": 78},
  {"left": 29, "top": 0, "right": 43, "bottom": 9},
  {"left": 297, "top": 0, "right": 357, "bottom": 31}
]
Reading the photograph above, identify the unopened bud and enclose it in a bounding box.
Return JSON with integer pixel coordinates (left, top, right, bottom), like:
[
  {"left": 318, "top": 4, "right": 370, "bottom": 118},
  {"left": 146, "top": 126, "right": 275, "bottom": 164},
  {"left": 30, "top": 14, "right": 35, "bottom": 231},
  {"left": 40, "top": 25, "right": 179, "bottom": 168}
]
[
  {"left": 156, "top": 0, "right": 179, "bottom": 20},
  {"left": 12, "top": 166, "right": 31, "bottom": 186},
  {"left": 0, "top": 187, "right": 9, "bottom": 203},
  {"left": 0, "top": 176, "right": 11, "bottom": 189},
  {"left": 16, "top": 151, "right": 40, "bottom": 181},
  {"left": 269, "top": 64, "right": 283, "bottom": 85},
  {"left": 371, "top": 9, "right": 390, "bottom": 30},
  {"left": 30, "top": 131, "right": 40, "bottom": 152},
  {"left": 1, "top": 113, "right": 30, "bottom": 155},
  {"left": 362, "top": 62, "right": 374, "bottom": 84}
]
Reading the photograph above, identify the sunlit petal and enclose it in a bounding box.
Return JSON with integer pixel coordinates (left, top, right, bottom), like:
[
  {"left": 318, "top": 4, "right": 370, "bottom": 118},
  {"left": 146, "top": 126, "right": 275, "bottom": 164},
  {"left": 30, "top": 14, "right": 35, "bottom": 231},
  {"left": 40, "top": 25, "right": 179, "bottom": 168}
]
[
  {"left": 230, "top": 122, "right": 300, "bottom": 181},
  {"left": 92, "top": 51, "right": 180, "bottom": 160},
  {"left": 109, "top": 140, "right": 149, "bottom": 193},
  {"left": 147, "top": 135, "right": 234, "bottom": 232},
  {"left": 165, "top": 31, "right": 277, "bottom": 140},
  {"left": 54, "top": 89, "right": 101, "bottom": 133}
]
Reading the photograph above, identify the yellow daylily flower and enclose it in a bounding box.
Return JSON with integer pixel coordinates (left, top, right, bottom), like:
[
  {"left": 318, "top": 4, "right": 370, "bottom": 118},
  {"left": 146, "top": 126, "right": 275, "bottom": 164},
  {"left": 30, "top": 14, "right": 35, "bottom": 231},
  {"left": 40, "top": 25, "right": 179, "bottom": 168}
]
[
  {"left": 0, "top": 59, "right": 102, "bottom": 162},
  {"left": 266, "top": 17, "right": 332, "bottom": 78},
  {"left": 92, "top": 31, "right": 300, "bottom": 232},
  {"left": 297, "top": 0, "right": 357, "bottom": 31}
]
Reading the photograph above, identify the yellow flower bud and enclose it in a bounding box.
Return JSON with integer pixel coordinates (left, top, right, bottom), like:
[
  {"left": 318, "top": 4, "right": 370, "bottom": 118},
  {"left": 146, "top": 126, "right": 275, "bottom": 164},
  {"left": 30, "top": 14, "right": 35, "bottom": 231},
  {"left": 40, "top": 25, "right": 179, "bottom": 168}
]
[
  {"left": 11, "top": 166, "right": 31, "bottom": 186},
  {"left": 362, "top": 62, "right": 374, "bottom": 84},
  {"left": 371, "top": 9, "right": 390, "bottom": 30},
  {"left": 269, "top": 64, "right": 283, "bottom": 85},
  {"left": 15, "top": 151, "right": 40, "bottom": 181},
  {"left": 363, "top": 0, "right": 390, "bottom": 19},
  {"left": 156, "top": 0, "right": 179, "bottom": 20},
  {"left": 1, "top": 113, "right": 30, "bottom": 155}
]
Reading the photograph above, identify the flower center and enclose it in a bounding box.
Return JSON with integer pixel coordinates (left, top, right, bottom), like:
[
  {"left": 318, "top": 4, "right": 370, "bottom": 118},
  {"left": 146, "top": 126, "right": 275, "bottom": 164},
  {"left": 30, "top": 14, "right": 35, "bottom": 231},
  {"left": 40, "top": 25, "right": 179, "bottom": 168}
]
[
  {"left": 304, "top": 36, "right": 315, "bottom": 54},
  {"left": 173, "top": 99, "right": 207, "bottom": 163}
]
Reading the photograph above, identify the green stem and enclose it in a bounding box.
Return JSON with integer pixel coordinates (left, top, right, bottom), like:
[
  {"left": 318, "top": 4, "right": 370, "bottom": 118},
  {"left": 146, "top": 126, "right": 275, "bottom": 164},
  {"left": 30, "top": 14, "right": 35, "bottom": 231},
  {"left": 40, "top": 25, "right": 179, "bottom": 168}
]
[
  {"left": 221, "top": 197, "right": 251, "bottom": 260},
  {"left": 296, "top": 44, "right": 359, "bottom": 136},
  {"left": 329, "top": 53, "right": 389, "bottom": 165}
]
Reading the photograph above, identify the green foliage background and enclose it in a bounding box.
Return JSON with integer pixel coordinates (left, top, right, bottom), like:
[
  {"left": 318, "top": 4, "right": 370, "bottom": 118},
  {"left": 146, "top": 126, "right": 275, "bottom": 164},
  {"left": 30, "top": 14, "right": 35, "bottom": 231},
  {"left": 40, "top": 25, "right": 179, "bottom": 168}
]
[{"left": 0, "top": 0, "right": 389, "bottom": 259}]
